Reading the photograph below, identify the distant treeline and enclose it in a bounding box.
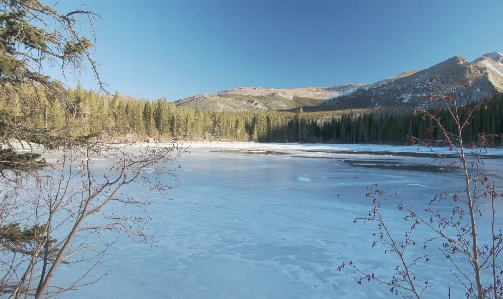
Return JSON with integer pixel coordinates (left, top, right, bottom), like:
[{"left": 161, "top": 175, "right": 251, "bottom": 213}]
[{"left": 3, "top": 83, "right": 502, "bottom": 146}]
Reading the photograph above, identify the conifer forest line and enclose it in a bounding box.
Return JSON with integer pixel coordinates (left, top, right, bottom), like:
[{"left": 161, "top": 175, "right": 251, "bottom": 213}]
[{"left": 7, "top": 83, "right": 502, "bottom": 147}]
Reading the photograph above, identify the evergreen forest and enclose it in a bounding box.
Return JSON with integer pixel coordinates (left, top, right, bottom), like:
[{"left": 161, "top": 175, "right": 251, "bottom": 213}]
[{"left": 5, "top": 82, "right": 503, "bottom": 147}]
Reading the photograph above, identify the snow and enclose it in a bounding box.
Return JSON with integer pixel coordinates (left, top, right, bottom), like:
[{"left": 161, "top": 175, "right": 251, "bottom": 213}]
[
  {"left": 48, "top": 143, "right": 503, "bottom": 299},
  {"left": 400, "top": 93, "right": 412, "bottom": 102},
  {"left": 297, "top": 176, "right": 311, "bottom": 182},
  {"left": 484, "top": 52, "right": 503, "bottom": 62},
  {"left": 484, "top": 61, "right": 503, "bottom": 78}
]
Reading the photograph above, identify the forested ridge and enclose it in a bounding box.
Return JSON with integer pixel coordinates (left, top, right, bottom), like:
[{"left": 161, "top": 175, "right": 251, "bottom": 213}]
[{"left": 7, "top": 82, "right": 502, "bottom": 146}]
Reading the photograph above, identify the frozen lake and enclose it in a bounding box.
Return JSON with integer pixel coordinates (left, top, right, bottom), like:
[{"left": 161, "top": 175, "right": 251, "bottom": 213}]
[{"left": 56, "top": 143, "right": 503, "bottom": 299}]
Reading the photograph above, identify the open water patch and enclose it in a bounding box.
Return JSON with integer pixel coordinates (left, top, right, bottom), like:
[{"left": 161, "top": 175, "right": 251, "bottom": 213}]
[
  {"left": 300, "top": 149, "right": 503, "bottom": 159},
  {"left": 214, "top": 149, "right": 288, "bottom": 155},
  {"left": 343, "top": 159, "right": 457, "bottom": 173}
]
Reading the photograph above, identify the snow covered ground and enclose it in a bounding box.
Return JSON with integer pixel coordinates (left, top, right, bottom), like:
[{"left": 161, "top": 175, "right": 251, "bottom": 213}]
[{"left": 50, "top": 143, "right": 503, "bottom": 299}]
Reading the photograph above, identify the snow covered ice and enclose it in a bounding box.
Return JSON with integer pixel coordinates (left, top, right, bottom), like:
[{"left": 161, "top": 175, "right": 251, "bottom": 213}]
[{"left": 52, "top": 143, "right": 503, "bottom": 299}]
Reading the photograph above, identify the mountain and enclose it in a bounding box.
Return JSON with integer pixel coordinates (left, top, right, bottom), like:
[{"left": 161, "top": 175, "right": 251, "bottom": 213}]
[
  {"left": 175, "top": 52, "right": 503, "bottom": 112},
  {"left": 473, "top": 52, "right": 503, "bottom": 92},
  {"left": 175, "top": 84, "right": 364, "bottom": 112},
  {"left": 324, "top": 53, "right": 503, "bottom": 111}
]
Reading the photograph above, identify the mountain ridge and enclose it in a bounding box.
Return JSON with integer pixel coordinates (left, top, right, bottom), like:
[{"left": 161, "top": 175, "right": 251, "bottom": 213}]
[{"left": 175, "top": 52, "right": 503, "bottom": 112}]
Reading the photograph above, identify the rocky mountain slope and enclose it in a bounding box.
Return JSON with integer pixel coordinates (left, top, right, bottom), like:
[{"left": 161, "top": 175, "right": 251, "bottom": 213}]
[
  {"left": 175, "top": 52, "right": 503, "bottom": 112},
  {"left": 174, "top": 91, "right": 323, "bottom": 112},
  {"left": 473, "top": 52, "right": 503, "bottom": 92},
  {"left": 216, "top": 85, "right": 365, "bottom": 100},
  {"left": 175, "top": 84, "right": 364, "bottom": 112},
  {"left": 325, "top": 53, "right": 503, "bottom": 111}
]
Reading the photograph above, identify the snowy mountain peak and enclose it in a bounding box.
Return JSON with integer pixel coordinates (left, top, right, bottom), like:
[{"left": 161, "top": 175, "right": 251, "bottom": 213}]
[
  {"left": 324, "top": 53, "right": 501, "bottom": 111},
  {"left": 177, "top": 51, "right": 502, "bottom": 112},
  {"left": 473, "top": 52, "right": 503, "bottom": 92},
  {"left": 479, "top": 52, "right": 503, "bottom": 63}
]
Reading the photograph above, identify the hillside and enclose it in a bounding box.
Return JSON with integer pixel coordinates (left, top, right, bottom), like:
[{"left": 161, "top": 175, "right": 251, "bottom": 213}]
[
  {"left": 175, "top": 52, "right": 503, "bottom": 112},
  {"left": 174, "top": 93, "right": 324, "bottom": 112},
  {"left": 175, "top": 84, "right": 364, "bottom": 112},
  {"left": 324, "top": 53, "right": 502, "bottom": 111}
]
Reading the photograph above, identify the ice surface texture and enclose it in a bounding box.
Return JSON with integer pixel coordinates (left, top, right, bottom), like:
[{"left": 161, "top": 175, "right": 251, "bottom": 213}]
[{"left": 55, "top": 143, "right": 503, "bottom": 299}]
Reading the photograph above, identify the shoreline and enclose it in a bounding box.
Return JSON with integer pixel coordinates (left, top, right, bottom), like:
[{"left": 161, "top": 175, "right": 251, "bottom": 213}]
[{"left": 11, "top": 139, "right": 503, "bottom": 158}]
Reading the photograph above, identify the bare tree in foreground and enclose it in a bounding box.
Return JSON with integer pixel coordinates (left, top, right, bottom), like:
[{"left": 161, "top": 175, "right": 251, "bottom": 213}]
[
  {"left": 338, "top": 77, "right": 503, "bottom": 299},
  {"left": 0, "top": 135, "right": 187, "bottom": 298},
  {"left": 0, "top": 1, "right": 190, "bottom": 297}
]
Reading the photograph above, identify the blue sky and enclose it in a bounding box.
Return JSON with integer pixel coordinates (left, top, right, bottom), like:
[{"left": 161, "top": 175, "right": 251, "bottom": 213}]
[{"left": 53, "top": 0, "right": 502, "bottom": 101}]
